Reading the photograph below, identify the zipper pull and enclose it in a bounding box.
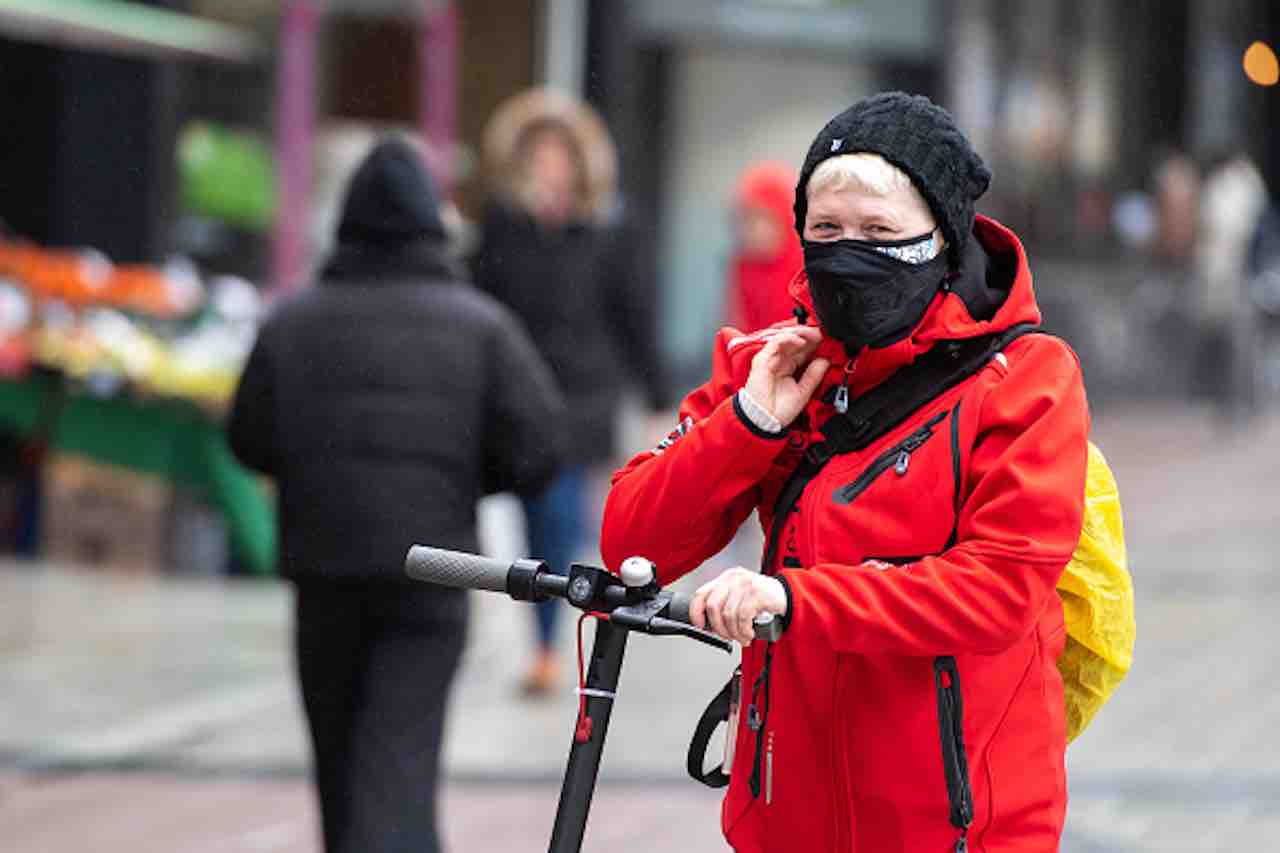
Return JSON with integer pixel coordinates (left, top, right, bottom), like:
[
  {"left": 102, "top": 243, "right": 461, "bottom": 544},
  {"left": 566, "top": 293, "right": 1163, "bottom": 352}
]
[
  {"left": 895, "top": 450, "right": 910, "bottom": 476},
  {"left": 834, "top": 358, "right": 855, "bottom": 414}
]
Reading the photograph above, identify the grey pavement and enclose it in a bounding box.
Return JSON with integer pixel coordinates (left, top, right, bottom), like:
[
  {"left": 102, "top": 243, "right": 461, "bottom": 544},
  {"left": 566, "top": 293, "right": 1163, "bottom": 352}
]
[
  {"left": 2, "top": 401, "right": 1279, "bottom": 851},
  {"left": 0, "top": 773, "right": 728, "bottom": 853}
]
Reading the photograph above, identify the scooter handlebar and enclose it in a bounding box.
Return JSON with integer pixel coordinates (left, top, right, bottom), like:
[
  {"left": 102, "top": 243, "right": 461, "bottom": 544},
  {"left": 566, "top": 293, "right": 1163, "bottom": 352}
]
[
  {"left": 405, "top": 546, "right": 510, "bottom": 594},
  {"left": 404, "top": 545, "right": 782, "bottom": 642}
]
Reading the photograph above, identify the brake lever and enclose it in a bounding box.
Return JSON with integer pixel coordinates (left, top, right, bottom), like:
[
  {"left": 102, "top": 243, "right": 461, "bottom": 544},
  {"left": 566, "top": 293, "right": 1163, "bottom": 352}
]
[
  {"left": 648, "top": 616, "right": 733, "bottom": 653},
  {"left": 611, "top": 602, "right": 731, "bottom": 652}
]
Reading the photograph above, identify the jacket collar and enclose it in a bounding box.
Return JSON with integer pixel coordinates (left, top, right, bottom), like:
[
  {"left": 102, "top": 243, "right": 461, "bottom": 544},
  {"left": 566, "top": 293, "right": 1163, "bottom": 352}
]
[{"left": 788, "top": 215, "right": 1042, "bottom": 399}]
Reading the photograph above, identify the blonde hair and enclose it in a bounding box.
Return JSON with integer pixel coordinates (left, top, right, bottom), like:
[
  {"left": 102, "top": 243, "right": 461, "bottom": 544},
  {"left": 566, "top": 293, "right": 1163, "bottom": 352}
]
[{"left": 808, "top": 152, "right": 918, "bottom": 200}]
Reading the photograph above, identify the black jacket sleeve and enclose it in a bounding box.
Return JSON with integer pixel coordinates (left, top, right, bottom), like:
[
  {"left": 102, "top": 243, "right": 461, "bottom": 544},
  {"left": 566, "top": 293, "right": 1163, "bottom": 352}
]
[
  {"left": 482, "top": 310, "right": 567, "bottom": 497},
  {"left": 227, "top": 324, "right": 278, "bottom": 476},
  {"left": 601, "top": 219, "right": 672, "bottom": 411}
]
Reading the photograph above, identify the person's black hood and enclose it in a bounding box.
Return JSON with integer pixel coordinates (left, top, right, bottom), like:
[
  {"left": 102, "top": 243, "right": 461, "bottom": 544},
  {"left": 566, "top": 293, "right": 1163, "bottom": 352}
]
[
  {"left": 335, "top": 138, "right": 446, "bottom": 247},
  {"left": 323, "top": 138, "right": 459, "bottom": 283}
]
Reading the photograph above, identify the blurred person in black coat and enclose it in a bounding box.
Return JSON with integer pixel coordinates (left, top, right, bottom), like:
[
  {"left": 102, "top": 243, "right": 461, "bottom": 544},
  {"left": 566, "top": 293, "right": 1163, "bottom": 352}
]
[
  {"left": 228, "top": 138, "right": 564, "bottom": 853},
  {"left": 472, "top": 89, "right": 670, "bottom": 694}
]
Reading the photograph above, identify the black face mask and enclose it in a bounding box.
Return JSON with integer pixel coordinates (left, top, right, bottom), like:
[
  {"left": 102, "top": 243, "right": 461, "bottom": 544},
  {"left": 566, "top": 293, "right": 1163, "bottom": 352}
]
[{"left": 803, "top": 234, "right": 949, "bottom": 355}]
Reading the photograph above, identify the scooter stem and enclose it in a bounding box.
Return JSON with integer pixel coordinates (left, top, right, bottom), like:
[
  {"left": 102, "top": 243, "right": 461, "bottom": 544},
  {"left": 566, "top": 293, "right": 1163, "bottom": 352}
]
[{"left": 548, "top": 619, "right": 629, "bottom": 853}]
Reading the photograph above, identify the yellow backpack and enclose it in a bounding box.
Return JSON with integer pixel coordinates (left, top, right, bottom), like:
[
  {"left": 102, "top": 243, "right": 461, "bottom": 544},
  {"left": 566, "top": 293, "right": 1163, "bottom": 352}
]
[{"left": 1056, "top": 442, "right": 1135, "bottom": 741}]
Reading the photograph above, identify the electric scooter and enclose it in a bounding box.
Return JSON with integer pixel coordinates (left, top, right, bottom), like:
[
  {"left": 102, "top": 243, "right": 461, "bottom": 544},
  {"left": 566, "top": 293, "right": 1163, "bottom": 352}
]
[{"left": 404, "top": 546, "right": 780, "bottom": 853}]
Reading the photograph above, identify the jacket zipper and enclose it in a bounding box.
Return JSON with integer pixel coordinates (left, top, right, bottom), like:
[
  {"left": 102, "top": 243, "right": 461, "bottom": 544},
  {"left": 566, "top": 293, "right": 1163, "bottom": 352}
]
[
  {"left": 832, "top": 410, "right": 949, "bottom": 505},
  {"left": 833, "top": 358, "right": 857, "bottom": 413},
  {"left": 934, "top": 656, "right": 975, "bottom": 852}
]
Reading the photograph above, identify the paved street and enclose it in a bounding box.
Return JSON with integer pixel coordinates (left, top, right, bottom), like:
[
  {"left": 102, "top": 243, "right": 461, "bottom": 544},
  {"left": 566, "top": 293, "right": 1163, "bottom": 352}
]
[{"left": 2, "top": 401, "right": 1278, "bottom": 851}]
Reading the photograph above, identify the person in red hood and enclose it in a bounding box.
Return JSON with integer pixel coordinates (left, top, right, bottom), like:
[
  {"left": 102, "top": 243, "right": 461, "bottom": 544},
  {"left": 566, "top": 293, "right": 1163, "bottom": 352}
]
[
  {"left": 601, "top": 92, "right": 1089, "bottom": 852},
  {"left": 726, "top": 162, "right": 805, "bottom": 331}
]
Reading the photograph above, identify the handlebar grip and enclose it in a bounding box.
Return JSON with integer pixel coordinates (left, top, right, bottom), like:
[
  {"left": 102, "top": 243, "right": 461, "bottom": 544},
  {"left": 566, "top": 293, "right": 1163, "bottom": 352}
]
[
  {"left": 666, "top": 590, "right": 693, "bottom": 625},
  {"left": 665, "top": 592, "right": 782, "bottom": 642},
  {"left": 405, "top": 546, "right": 510, "bottom": 594}
]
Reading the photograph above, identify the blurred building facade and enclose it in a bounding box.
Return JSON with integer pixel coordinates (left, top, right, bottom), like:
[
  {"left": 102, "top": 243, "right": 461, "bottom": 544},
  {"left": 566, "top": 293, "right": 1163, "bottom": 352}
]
[
  {"left": 585, "top": 0, "right": 937, "bottom": 383},
  {"left": 2, "top": 0, "right": 1277, "bottom": 397},
  {"left": 945, "top": 0, "right": 1280, "bottom": 249},
  {"left": 581, "top": 0, "right": 1280, "bottom": 393}
]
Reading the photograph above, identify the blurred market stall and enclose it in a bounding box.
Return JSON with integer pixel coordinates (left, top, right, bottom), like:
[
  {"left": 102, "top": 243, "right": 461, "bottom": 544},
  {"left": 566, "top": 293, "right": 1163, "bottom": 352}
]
[
  {"left": 0, "top": 238, "right": 273, "bottom": 574},
  {"left": 0, "top": 0, "right": 275, "bottom": 575}
]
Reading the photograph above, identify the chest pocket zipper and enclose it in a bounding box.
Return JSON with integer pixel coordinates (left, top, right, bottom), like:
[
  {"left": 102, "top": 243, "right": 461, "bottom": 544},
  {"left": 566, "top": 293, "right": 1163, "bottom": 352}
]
[{"left": 832, "top": 410, "right": 949, "bottom": 505}]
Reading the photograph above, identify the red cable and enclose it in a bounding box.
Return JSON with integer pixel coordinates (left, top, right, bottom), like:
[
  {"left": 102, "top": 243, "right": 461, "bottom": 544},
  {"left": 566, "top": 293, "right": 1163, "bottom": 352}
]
[
  {"left": 573, "top": 611, "right": 612, "bottom": 743},
  {"left": 574, "top": 613, "right": 593, "bottom": 742}
]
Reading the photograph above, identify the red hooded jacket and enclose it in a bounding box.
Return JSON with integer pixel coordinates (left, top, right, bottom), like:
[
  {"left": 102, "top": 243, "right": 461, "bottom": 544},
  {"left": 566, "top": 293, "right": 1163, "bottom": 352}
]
[{"left": 601, "top": 217, "right": 1088, "bottom": 852}]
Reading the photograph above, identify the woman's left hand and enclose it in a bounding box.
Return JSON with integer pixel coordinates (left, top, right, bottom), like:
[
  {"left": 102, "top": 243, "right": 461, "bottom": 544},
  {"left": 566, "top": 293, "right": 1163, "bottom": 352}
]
[{"left": 690, "top": 567, "right": 788, "bottom": 646}]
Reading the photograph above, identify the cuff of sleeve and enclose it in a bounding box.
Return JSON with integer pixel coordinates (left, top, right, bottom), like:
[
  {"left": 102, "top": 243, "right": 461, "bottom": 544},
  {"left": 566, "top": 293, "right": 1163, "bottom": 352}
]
[
  {"left": 775, "top": 572, "right": 794, "bottom": 629},
  {"left": 734, "top": 389, "right": 786, "bottom": 439}
]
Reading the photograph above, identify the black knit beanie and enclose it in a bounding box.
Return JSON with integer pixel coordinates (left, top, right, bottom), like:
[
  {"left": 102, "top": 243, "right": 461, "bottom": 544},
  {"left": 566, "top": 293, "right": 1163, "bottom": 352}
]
[{"left": 793, "top": 92, "right": 991, "bottom": 259}]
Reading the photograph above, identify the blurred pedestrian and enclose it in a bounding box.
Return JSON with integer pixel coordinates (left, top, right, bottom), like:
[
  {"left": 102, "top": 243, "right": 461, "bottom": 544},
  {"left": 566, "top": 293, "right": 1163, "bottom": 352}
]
[
  {"left": 1194, "top": 152, "right": 1268, "bottom": 416},
  {"left": 603, "top": 92, "right": 1089, "bottom": 851},
  {"left": 228, "top": 138, "right": 564, "bottom": 853},
  {"left": 1248, "top": 199, "right": 1280, "bottom": 406},
  {"left": 1152, "top": 152, "right": 1200, "bottom": 266},
  {"left": 725, "top": 162, "right": 804, "bottom": 332},
  {"left": 472, "top": 89, "right": 669, "bottom": 695}
]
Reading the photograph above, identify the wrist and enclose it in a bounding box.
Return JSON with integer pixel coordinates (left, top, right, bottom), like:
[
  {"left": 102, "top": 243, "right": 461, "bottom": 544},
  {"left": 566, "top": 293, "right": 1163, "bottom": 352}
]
[
  {"left": 773, "top": 574, "right": 793, "bottom": 627},
  {"left": 736, "top": 387, "right": 784, "bottom": 434}
]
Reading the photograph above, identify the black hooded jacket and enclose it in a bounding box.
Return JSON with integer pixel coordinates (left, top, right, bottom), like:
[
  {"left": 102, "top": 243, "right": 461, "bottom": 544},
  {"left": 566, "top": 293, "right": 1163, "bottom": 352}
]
[
  {"left": 472, "top": 203, "right": 669, "bottom": 465},
  {"left": 229, "top": 140, "right": 565, "bottom": 587}
]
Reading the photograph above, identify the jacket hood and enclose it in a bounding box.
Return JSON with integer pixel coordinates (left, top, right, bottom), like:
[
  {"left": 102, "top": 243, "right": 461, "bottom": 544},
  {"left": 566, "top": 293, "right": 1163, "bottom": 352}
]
[
  {"left": 481, "top": 87, "right": 618, "bottom": 222},
  {"left": 334, "top": 138, "right": 446, "bottom": 248},
  {"left": 788, "top": 215, "right": 1042, "bottom": 392},
  {"left": 730, "top": 162, "right": 806, "bottom": 330},
  {"left": 736, "top": 162, "right": 797, "bottom": 238}
]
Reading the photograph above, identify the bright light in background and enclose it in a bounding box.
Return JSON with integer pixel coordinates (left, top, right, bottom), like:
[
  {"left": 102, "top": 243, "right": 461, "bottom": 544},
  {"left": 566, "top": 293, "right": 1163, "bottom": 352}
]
[{"left": 1243, "top": 41, "right": 1279, "bottom": 87}]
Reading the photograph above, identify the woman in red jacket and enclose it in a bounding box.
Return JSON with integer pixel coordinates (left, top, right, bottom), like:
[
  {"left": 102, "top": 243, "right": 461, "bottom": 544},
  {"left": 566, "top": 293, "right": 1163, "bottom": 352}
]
[{"left": 601, "top": 92, "right": 1089, "bottom": 852}]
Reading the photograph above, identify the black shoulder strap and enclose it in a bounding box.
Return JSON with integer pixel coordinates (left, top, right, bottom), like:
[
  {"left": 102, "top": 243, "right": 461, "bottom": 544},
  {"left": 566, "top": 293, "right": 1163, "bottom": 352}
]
[
  {"left": 822, "top": 322, "right": 1040, "bottom": 456},
  {"left": 761, "top": 323, "right": 1039, "bottom": 574},
  {"left": 686, "top": 676, "right": 734, "bottom": 788}
]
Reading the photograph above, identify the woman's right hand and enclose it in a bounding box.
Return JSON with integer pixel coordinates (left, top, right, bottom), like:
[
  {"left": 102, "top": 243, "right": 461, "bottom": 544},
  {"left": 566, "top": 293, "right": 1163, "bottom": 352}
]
[{"left": 744, "top": 326, "right": 829, "bottom": 427}]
